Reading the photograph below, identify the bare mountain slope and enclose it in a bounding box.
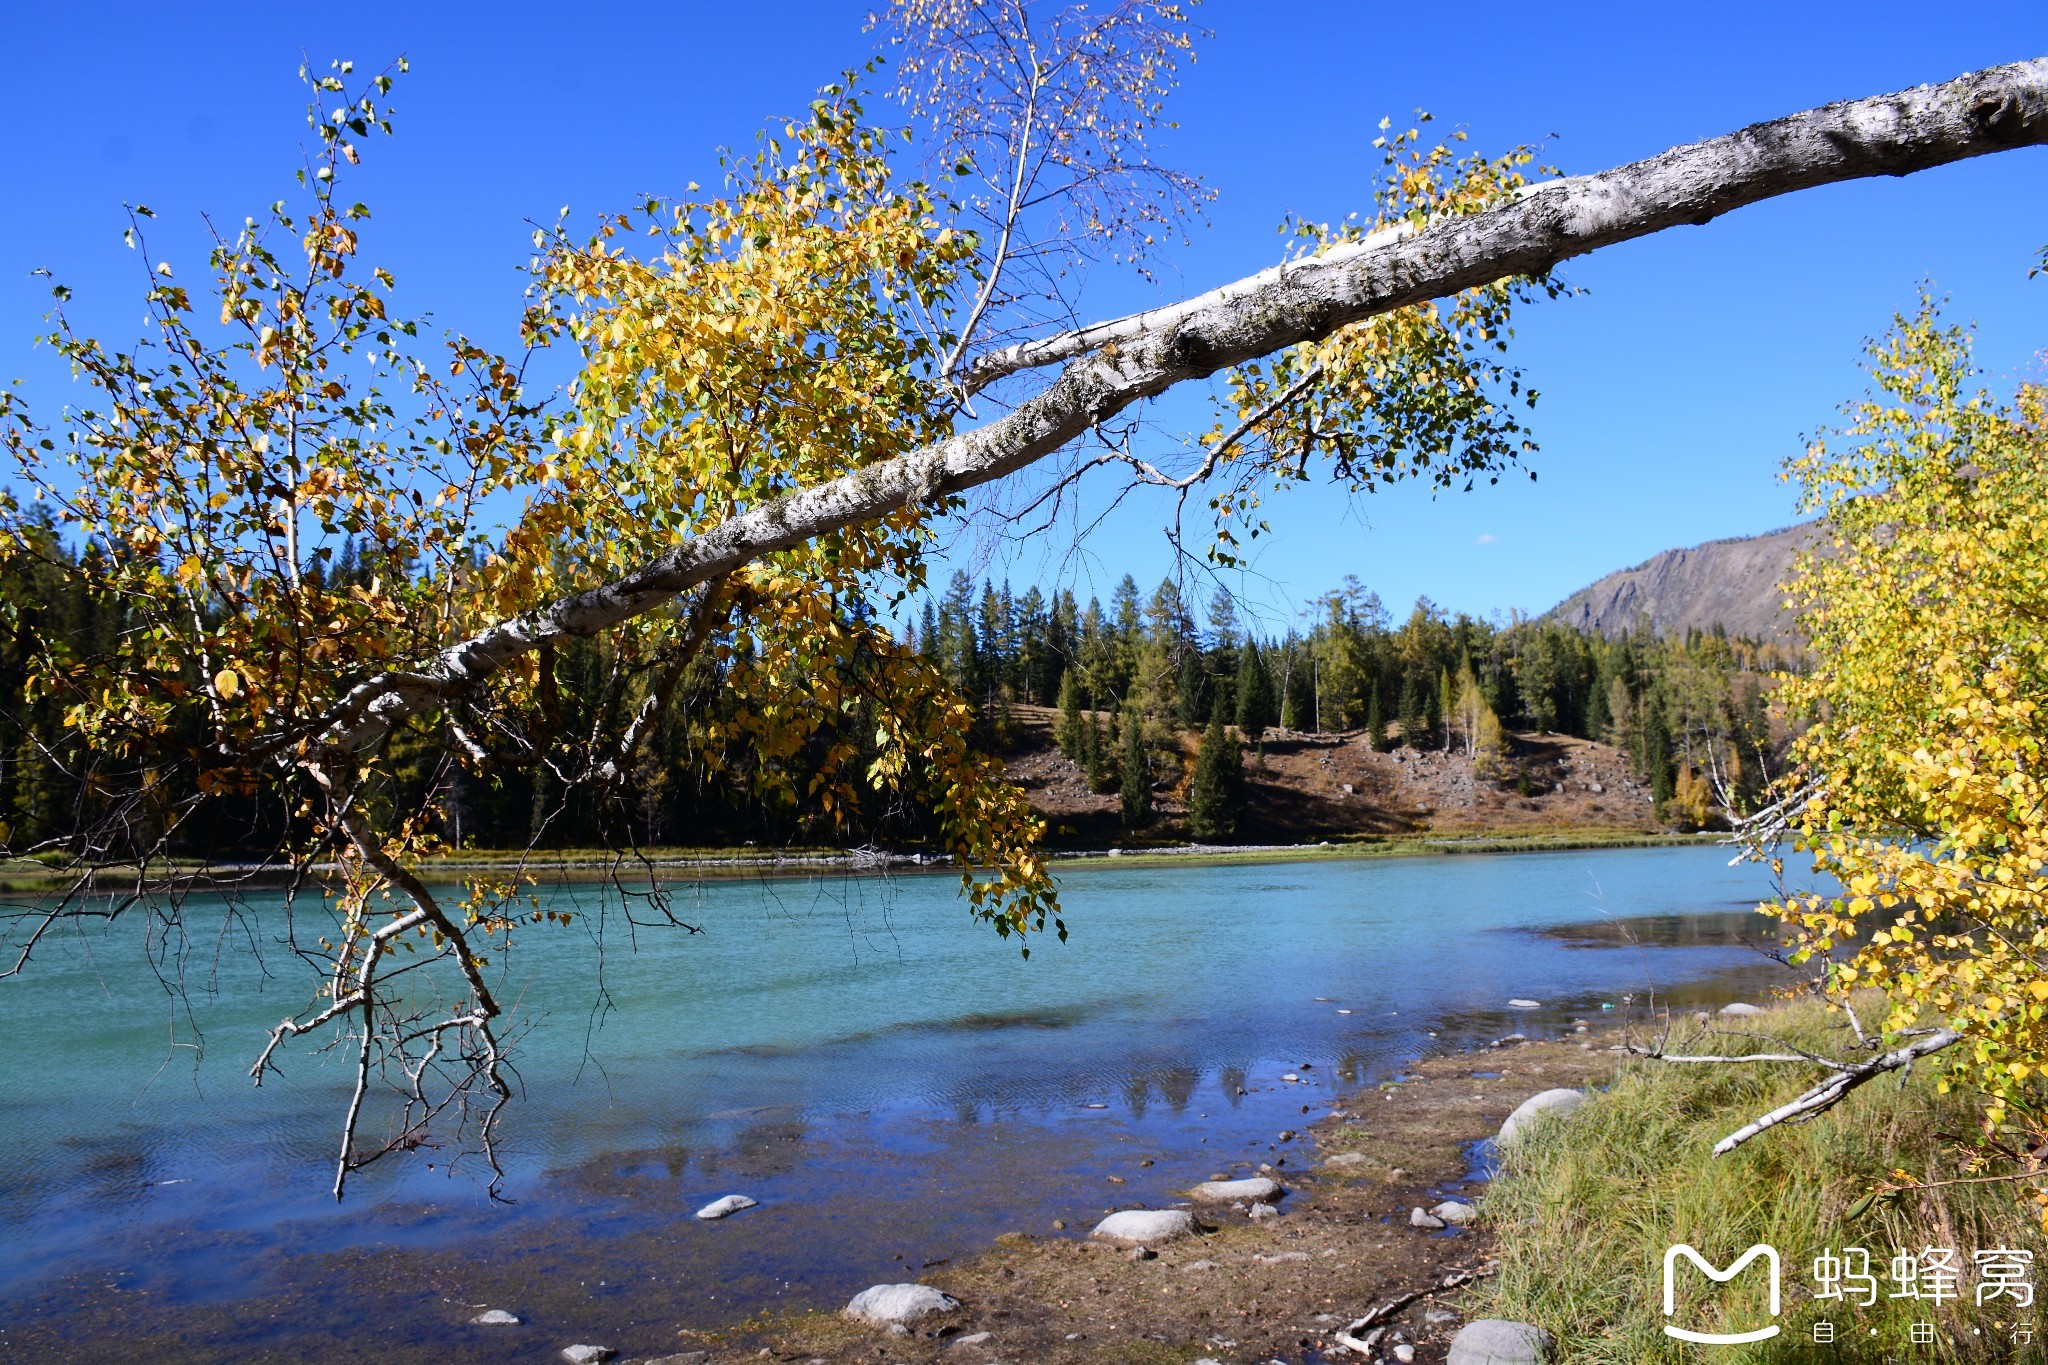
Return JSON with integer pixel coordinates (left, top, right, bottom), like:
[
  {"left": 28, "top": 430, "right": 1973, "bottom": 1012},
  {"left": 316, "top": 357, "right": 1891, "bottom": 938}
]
[{"left": 1544, "top": 522, "right": 1816, "bottom": 643}]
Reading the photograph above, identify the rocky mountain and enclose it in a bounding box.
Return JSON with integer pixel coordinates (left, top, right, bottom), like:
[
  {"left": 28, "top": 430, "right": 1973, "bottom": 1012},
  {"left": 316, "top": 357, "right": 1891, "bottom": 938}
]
[{"left": 1544, "top": 522, "right": 1817, "bottom": 644}]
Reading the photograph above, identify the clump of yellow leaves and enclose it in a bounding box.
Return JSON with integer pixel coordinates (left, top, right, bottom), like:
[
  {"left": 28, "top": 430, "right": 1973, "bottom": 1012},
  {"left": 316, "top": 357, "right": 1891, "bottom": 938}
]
[
  {"left": 1203, "top": 117, "right": 1568, "bottom": 565},
  {"left": 1771, "top": 297, "right": 2048, "bottom": 1192}
]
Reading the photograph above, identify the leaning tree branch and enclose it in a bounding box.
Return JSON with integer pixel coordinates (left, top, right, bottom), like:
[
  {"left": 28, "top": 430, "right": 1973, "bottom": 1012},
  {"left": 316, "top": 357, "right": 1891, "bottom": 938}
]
[{"left": 305, "top": 57, "right": 2048, "bottom": 758}]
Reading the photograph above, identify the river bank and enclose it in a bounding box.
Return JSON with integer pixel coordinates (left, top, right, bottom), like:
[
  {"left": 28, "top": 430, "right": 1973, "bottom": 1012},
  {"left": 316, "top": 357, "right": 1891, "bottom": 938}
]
[
  {"left": 0, "top": 829, "right": 1723, "bottom": 896},
  {"left": 716, "top": 1028, "right": 1632, "bottom": 1365}
]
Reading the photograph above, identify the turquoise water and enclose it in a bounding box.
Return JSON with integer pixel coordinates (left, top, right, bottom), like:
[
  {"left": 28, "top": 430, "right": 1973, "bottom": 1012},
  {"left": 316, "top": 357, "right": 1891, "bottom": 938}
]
[{"left": 0, "top": 844, "right": 1793, "bottom": 1359}]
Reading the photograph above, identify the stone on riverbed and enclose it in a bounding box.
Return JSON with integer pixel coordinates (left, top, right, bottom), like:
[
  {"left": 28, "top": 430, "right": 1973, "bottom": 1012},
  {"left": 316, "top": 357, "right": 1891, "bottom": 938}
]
[
  {"left": 1507, "top": 999, "right": 1541, "bottom": 1009},
  {"left": 1090, "top": 1208, "right": 1197, "bottom": 1244},
  {"left": 1497, "top": 1089, "right": 1585, "bottom": 1146},
  {"left": 694, "top": 1193, "right": 758, "bottom": 1220},
  {"left": 1409, "top": 1206, "right": 1445, "bottom": 1229},
  {"left": 1448, "top": 1318, "right": 1552, "bottom": 1364},
  {"left": 1248, "top": 1201, "right": 1282, "bottom": 1223},
  {"left": 471, "top": 1308, "right": 521, "bottom": 1325},
  {"left": 1188, "top": 1176, "right": 1283, "bottom": 1203},
  {"left": 1431, "top": 1199, "right": 1479, "bottom": 1226},
  {"left": 843, "top": 1283, "right": 962, "bottom": 1328},
  {"left": 561, "top": 1347, "right": 616, "bottom": 1365}
]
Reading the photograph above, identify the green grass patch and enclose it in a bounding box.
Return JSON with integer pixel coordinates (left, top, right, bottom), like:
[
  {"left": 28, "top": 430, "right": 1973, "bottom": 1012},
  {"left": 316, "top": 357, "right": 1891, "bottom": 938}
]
[{"left": 1475, "top": 998, "right": 2045, "bottom": 1362}]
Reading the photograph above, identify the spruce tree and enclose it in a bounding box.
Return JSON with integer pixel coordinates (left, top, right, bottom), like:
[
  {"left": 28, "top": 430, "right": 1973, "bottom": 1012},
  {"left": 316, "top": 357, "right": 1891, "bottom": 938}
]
[
  {"left": 1186, "top": 700, "right": 1245, "bottom": 842},
  {"left": 1365, "top": 681, "right": 1387, "bottom": 752},
  {"left": 1118, "top": 704, "right": 1152, "bottom": 828}
]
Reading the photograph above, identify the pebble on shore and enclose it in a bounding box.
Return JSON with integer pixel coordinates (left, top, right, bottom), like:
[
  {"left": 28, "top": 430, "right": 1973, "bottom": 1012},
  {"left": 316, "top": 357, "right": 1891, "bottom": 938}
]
[
  {"left": 1090, "top": 1208, "right": 1198, "bottom": 1244},
  {"left": 1187, "top": 1176, "right": 1283, "bottom": 1203},
  {"left": 843, "top": 1283, "right": 963, "bottom": 1329}
]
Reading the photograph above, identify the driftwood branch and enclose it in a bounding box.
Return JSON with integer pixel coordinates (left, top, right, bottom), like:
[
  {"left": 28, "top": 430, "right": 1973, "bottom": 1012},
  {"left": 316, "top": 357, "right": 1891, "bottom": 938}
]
[
  {"left": 1332, "top": 1263, "right": 1495, "bottom": 1356},
  {"left": 1638, "top": 1025, "right": 1965, "bottom": 1157},
  {"left": 299, "top": 58, "right": 2048, "bottom": 758}
]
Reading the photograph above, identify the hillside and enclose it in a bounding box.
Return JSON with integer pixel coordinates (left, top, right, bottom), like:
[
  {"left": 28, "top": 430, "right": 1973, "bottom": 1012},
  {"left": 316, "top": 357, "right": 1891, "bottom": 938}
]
[
  {"left": 1544, "top": 521, "right": 1816, "bottom": 644},
  {"left": 1001, "top": 706, "right": 1663, "bottom": 848}
]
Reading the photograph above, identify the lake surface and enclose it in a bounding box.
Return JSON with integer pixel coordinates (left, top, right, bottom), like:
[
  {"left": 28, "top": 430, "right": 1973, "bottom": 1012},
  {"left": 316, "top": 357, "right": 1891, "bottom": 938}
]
[{"left": 0, "top": 844, "right": 1797, "bottom": 1360}]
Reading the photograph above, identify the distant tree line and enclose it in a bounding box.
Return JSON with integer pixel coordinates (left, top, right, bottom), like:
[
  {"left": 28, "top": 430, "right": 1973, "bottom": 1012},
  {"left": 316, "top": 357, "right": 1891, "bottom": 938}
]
[
  {"left": 906, "top": 570, "right": 1796, "bottom": 835},
  {"left": 0, "top": 529, "right": 1793, "bottom": 859}
]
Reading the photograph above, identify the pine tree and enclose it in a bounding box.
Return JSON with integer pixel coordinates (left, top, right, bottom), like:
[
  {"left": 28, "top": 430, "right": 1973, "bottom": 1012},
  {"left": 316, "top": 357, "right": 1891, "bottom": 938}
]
[
  {"left": 1084, "top": 711, "right": 1114, "bottom": 793},
  {"left": 1056, "top": 669, "right": 1085, "bottom": 760},
  {"left": 1365, "top": 681, "right": 1387, "bottom": 752},
  {"left": 1118, "top": 704, "right": 1151, "bottom": 828},
  {"left": 1437, "top": 665, "right": 1455, "bottom": 750},
  {"left": 1397, "top": 678, "right": 1424, "bottom": 748},
  {"left": 1186, "top": 700, "right": 1245, "bottom": 842},
  {"left": 1279, "top": 641, "right": 1309, "bottom": 733},
  {"left": 1233, "top": 639, "right": 1277, "bottom": 742}
]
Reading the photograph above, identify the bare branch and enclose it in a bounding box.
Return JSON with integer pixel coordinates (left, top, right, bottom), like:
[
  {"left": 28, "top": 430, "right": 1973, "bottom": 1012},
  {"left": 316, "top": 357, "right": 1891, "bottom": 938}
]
[{"left": 1708, "top": 1028, "right": 1962, "bottom": 1157}]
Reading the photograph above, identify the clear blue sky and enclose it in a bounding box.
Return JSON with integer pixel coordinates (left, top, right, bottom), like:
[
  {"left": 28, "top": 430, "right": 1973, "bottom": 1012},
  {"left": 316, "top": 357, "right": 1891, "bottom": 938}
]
[{"left": 3, "top": 3, "right": 2043, "bottom": 634}]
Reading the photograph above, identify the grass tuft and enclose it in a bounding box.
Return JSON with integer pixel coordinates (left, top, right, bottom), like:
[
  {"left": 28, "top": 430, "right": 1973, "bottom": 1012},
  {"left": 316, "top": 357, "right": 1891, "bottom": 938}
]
[{"left": 1474, "top": 998, "right": 2045, "bottom": 1362}]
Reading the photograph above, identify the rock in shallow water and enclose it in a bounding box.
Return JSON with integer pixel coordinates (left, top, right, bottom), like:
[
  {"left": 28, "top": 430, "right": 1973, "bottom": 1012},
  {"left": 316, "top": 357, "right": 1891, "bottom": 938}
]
[
  {"left": 1089, "top": 1208, "right": 1197, "bottom": 1244},
  {"left": 1448, "top": 1318, "right": 1552, "bottom": 1364},
  {"left": 1187, "top": 1176, "right": 1283, "bottom": 1203},
  {"left": 1409, "top": 1206, "right": 1446, "bottom": 1229},
  {"left": 471, "top": 1309, "right": 520, "bottom": 1325},
  {"left": 1497, "top": 1088, "right": 1585, "bottom": 1146},
  {"left": 561, "top": 1347, "right": 615, "bottom": 1365},
  {"left": 1431, "top": 1199, "right": 1479, "bottom": 1226},
  {"left": 694, "top": 1193, "right": 758, "bottom": 1220},
  {"left": 843, "top": 1283, "right": 962, "bottom": 1327}
]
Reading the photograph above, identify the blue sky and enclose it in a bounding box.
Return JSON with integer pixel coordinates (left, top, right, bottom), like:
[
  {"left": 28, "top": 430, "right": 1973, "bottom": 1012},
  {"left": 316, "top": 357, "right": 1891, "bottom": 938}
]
[{"left": 2, "top": 2, "right": 2043, "bottom": 634}]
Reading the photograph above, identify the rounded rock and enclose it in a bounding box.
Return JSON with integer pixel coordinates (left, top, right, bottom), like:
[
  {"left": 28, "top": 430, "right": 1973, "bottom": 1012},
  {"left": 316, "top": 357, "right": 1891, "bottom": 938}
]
[
  {"left": 1447, "top": 1318, "right": 1552, "bottom": 1364},
  {"left": 1431, "top": 1199, "right": 1479, "bottom": 1226},
  {"left": 561, "top": 1347, "right": 616, "bottom": 1365},
  {"left": 1409, "top": 1206, "right": 1446, "bottom": 1229},
  {"left": 1090, "top": 1208, "right": 1197, "bottom": 1244},
  {"left": 695, "top": 1193, "right": 758, "bottom": 1220},
  {"left": 471, "top": 1308, "right": 521, "bottom": 1326},
  {"left": 1497, "top": 1089, "right": 1585, "bottom": 1146},
  {"left": 843, "top": 1283, "right": 963, "bottom": 1328},
  {"left": 1719, "top": 1002, "right": 1766, "bottom": 1017},
  {"left": 1187, "top": 1176, "right": 1283, "bottom": 1203}
]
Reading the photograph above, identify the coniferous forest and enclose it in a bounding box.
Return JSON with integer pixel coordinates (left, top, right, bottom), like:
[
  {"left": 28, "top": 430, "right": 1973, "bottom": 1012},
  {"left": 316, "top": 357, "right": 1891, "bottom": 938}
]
[{"left": 0, "top": 518, "right": 1795, "bottom": 860}]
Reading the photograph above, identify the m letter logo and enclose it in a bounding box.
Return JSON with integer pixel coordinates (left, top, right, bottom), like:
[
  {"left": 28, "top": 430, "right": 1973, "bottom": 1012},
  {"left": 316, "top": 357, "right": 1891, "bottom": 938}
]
[{"left": 1662, "top": 1243, "right": 1782, "bottom": 1344}]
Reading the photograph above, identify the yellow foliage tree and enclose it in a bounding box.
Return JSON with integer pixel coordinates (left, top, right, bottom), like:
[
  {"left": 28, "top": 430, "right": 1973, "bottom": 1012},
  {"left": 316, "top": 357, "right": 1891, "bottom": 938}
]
[{"left": 1766, "top": 297, "right": 2048, "bottom": 1190}]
